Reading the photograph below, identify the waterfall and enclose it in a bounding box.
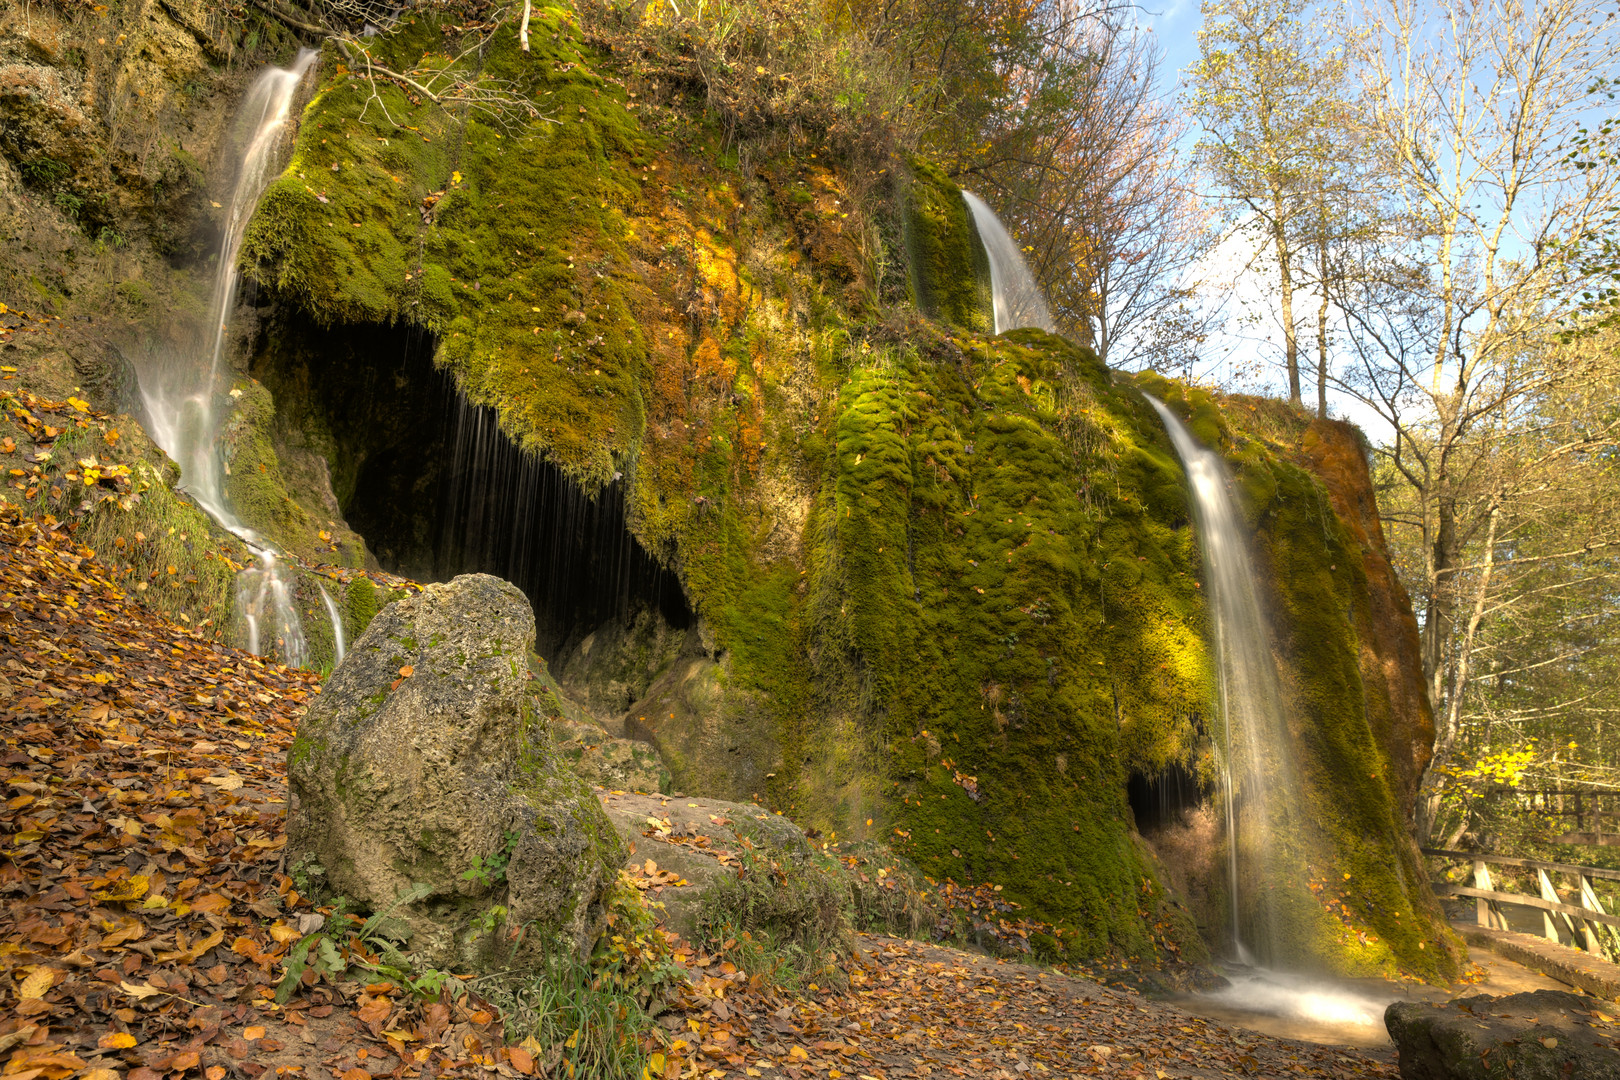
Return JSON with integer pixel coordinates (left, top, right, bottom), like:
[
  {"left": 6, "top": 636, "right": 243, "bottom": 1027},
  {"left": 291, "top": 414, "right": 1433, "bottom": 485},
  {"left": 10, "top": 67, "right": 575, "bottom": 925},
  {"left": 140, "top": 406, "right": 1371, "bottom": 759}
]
[
  {"left": 432, "top": 383, "right": 686, "bottom": 655},
  {"left": 319, "top": 584, "right": 347, "bottom": 665},
  {"left": 1146, "top": 396, "right": 1297, "bottom": 964},
  {"left": 135, "top": 50, "right": 318, "bottom": 667},
  {"left": 961, "top": 191, "right": 1056, "bottom": 335}
]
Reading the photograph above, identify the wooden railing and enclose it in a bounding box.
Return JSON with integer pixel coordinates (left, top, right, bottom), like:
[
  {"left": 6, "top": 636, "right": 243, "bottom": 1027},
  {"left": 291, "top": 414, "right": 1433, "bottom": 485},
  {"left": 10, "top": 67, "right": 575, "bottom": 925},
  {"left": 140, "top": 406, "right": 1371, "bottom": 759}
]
[
  {"left": 1423, "top": 847, "right": 1620, "bottom": 958},
  {"left": 1509, "top": 789, "right": 1620, "bottom": 847}
]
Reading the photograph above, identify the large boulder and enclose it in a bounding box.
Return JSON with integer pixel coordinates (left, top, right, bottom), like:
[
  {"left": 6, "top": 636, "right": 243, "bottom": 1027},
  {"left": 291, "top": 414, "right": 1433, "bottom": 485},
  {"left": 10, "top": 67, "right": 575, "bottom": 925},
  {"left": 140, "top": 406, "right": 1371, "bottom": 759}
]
[
  {"left": 287, "top": 574, "right": 625, "bottom": 972},
  {"left": 1385, "top": 989, "right": 1620, "bottom": 1080}
]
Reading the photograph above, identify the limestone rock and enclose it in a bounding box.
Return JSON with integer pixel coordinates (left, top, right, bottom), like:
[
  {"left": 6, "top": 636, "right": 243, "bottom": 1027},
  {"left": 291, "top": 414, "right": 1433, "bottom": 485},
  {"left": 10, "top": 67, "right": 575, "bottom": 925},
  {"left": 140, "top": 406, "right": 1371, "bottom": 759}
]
[
  {"left": 529, "top": 657, "right": 671, "bottom": 794},
  {"left": 287, "top": 574, "right": 625, "bottom": 972},
  {"left": 551, "top": 715, "right": 671, "bottom": 794},
  {"left": 1384, "top": 989, "right": 1620, "bottom": 1080},
  {"left": 597, "top": 790, "right": 811, "bottom": 940}
]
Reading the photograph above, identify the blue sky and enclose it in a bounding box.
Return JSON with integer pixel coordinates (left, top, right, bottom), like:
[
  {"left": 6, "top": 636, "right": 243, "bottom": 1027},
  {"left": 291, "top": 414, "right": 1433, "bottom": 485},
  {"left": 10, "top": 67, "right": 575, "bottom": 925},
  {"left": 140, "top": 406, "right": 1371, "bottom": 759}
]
[{"left": 1140, "top": 0, "right": 1204, "bottom": 93}]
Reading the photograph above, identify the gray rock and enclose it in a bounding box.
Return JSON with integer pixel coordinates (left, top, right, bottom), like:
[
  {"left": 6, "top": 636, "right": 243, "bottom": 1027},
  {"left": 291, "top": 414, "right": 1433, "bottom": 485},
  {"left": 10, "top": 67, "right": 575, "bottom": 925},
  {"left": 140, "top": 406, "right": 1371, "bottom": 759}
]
[
  {"left": 1385, "top": 989, "right": 1620, "bottom": 1080},
  {"left": 597, "top": 790, "right": 811, "bottom": 941},
  {"left": 287, "top": 574, "right": 625, "bottom": 973},
  {"left": 528, "top": 656, "right": 671, "bottom": 794}
]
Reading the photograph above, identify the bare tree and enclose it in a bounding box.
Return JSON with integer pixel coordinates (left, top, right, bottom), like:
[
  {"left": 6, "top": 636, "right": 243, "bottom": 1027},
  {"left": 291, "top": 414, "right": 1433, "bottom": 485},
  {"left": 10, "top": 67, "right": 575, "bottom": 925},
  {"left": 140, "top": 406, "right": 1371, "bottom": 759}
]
[
  {"left": 1333, "top": 0, "right": 1620, "bottom": 836},
  {"left": 1189, "top": 0, "right": 1350, "bottom": 406}
]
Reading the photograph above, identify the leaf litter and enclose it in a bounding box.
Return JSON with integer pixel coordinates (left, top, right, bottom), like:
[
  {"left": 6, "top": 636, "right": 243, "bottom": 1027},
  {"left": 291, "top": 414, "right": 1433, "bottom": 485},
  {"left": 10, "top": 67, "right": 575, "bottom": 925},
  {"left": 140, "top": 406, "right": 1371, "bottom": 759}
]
[{"left": 2, "top": 510, "right": 1400, "bottom": 1078}]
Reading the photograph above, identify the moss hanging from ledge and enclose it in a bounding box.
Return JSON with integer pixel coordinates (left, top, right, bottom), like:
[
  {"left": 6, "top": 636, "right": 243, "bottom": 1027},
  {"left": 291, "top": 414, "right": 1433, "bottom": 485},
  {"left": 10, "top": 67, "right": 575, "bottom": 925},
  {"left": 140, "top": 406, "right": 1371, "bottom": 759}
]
[{"left": 242, "top": 5, "right": 651, "bottom": 488}]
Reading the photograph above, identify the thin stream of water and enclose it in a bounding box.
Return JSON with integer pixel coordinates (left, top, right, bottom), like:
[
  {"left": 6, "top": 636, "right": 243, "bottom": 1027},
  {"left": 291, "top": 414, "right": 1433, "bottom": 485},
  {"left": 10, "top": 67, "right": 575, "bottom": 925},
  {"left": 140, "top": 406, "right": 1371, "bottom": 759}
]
[
  {"left": 1146, "top": 396, "right": 1405, "bottom": 1039},
  {"left": 135, "top": 51, "right": 341, "bottom": 667},
  {"left": 1147, "top": 396, "right": 1296, "bottom": 962},
  {"left": 960, "top": 191, "right": 1055, "bottom": 335}
]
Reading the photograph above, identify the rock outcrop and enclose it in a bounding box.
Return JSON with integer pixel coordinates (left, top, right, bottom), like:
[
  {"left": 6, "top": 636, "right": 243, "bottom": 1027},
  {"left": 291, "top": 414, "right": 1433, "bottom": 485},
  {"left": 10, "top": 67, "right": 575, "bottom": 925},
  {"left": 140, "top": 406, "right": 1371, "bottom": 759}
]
[
  {"left": 1385, "top": 989, "right": 1620, "bottom": 1080},
  {"left": 287, "top": 574, "right": 625, "bottom": 972},
  {"left": 598, "top": 790, "right": 813, "bottom": 940}
]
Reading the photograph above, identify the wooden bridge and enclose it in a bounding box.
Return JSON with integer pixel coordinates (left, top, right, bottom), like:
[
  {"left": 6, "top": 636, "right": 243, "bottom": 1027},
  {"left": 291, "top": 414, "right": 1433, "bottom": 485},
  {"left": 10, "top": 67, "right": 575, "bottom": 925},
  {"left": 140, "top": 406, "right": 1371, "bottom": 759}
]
[
  {"left": 1424, "top": 847, "right": 1620, "bottom": 998},
  {"left": 1510, "top": 788, "right": 1620, "bottom": 847},
  {"left": 1424, "top": 847, "right": 1620, "bottom": 955}
]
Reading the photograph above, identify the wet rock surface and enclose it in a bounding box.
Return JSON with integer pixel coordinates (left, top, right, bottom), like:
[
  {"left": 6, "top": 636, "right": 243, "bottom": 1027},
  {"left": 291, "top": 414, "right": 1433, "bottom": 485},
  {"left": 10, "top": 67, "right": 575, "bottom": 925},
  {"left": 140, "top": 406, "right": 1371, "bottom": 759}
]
[
  {"left": 1384, "top": 988, "right": 1620, "bottom": 1079},
  {"left": 287, "top": 573, "right": 625, "bottom": 973}
]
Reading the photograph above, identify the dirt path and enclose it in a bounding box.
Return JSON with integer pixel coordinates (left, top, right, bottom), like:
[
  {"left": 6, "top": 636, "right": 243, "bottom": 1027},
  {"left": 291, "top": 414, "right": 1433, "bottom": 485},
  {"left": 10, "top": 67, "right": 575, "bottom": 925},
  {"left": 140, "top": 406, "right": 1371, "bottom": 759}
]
[{"left": 3, "top": 512, "right": 1403, "bottom": 1078}]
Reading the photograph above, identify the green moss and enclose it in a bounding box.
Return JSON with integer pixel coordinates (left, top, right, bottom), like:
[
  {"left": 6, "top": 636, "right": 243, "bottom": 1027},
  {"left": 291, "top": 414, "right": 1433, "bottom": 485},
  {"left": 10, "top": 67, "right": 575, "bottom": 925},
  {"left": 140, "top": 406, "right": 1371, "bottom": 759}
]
[
  {"left": 234, "top": 0, "right": 1452, "bottom": 977},
  {"left": 243, "top": 8, "right": 651, "bottom": 488},
  {"left": 903, "top": 159, "right": 991, "bottom": 333},
  {"left": 345, "top": 576, "right": 379, "bottom": 639},
  {"left": 289, "top": 732, "right": 323, "bottom": 771}
]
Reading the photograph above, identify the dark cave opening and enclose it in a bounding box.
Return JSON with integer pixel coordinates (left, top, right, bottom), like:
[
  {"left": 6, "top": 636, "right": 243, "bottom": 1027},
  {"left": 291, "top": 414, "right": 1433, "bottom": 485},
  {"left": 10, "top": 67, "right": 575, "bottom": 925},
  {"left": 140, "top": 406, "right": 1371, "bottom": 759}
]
[
  {"left": 249, "top": 311, "right": 691, "bottom": 659},
  {"left": 1127, "top": 760, "right": 1205, "bottom": 834}
]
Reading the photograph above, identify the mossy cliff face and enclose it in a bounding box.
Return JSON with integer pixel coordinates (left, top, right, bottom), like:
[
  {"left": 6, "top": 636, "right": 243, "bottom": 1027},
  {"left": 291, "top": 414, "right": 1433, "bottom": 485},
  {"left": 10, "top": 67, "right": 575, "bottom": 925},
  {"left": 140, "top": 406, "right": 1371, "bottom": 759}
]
[
  {"left": 0, "top": 1, "right": 383, "bottom": 668},
  {"left": 229, "top": 5, "right": 1453, "bottom": 975}
]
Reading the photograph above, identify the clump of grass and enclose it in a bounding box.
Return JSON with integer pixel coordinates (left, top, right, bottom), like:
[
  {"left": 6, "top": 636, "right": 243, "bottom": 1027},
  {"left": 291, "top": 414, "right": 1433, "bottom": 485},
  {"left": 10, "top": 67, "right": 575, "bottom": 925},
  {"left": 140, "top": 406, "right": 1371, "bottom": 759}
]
[
  {"left": 695, "top": 845, "right": 855, "bottom": 991},
  {"left": 476, "top": 955, "right": 650, "bottom": 1080}
]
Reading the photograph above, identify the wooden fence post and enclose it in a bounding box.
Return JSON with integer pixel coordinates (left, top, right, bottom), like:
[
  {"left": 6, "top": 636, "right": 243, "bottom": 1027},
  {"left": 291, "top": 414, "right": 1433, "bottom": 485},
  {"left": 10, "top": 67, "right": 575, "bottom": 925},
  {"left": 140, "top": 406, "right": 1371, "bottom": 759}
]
[
  {"left": 1576, "top": 875, "right": 1603, "bottom": 956},
  {"left": 1538, "top": 868, "right": 1583, "bottom": 944},
  {"left": 1474, "top": 861, "right": 1504, "bottom": 930}
]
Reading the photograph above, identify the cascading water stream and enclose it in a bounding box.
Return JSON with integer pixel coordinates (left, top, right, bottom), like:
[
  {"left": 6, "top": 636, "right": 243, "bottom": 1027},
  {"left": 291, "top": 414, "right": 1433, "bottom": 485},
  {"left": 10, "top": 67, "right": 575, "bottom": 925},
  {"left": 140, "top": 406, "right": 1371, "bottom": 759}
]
[
  {"left": 319, "top": 584, "right": 347, "bottom": 665},
  {"left": 961, "top": 191, "right": 1056, "bottom": 335},
  {"left": 1146, "top": 395, "right": 1401, "bottom": 1037},
  {"left": 1145, "top": 396, "right": 1296, "bottom": 963},
  {"left": 135, "top": 51, "right": 339, "bottom": 667}
]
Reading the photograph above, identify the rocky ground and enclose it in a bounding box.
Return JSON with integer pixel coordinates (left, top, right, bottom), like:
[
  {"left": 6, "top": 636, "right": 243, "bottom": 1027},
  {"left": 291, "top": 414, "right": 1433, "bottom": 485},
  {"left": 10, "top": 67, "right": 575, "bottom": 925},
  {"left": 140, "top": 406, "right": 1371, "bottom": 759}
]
[{"left": 1, "top": 510, "right": 1407, "bottom": 1079}]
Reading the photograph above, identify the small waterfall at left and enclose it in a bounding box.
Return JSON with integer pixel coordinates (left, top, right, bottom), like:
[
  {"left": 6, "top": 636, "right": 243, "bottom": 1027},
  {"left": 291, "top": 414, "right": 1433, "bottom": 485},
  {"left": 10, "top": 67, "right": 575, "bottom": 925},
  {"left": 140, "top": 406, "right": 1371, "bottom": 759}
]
[
  {"left": 961, "top": 191, "right": 1056, "bottom": 335},
  {"left": 136, "top": 50, "right": 319, "bottom": 668}
]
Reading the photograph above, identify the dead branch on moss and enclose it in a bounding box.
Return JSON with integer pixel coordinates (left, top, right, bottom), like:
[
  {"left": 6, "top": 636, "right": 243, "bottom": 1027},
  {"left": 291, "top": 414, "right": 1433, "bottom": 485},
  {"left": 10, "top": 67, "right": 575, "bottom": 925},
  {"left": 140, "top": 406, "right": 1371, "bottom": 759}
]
[
  {"left": 333, "top": 17, "right": 552, "bottom": 131},
  {"left": 248, "top": 0, "right": 331, "bottom": 35}
]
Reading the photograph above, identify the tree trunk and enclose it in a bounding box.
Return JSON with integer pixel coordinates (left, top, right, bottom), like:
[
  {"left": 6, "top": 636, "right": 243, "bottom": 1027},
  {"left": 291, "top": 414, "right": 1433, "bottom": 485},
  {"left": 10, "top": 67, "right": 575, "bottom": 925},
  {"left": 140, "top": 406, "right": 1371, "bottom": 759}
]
[
  {"left": 1416, "top": 500, "right": 1500, "bottom": 842},
  {"left": 1271, "top": 209, "right": 1301, "bottom": 405},
  {"left": 1315, "top": 236, "right": 1329, "bottom": 418}
]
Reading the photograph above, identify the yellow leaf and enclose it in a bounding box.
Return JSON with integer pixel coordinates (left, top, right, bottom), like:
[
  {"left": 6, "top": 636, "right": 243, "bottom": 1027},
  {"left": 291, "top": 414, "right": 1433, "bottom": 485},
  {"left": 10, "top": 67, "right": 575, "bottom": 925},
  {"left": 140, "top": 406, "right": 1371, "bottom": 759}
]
[
  {"left": 98, "top": 1032, "right": 137, "bottom": 1049},
  {"left": 269, "top": 923, "right": 301, "bottom": 944},
  {"left": 382, "top": 1029, "right": 420, "bottom": 1042},
  {"left": 19, "top": 967, "right": 57, "bottom": 1000},
  {"left": 120, "top": 980, "right": 164, "bottom": 1000},
  {"left": 96, "top": 874, "right": 151, "bottom": 903},
  {"left": 451, "top": 171, "right": 463, "bottom": 185}
]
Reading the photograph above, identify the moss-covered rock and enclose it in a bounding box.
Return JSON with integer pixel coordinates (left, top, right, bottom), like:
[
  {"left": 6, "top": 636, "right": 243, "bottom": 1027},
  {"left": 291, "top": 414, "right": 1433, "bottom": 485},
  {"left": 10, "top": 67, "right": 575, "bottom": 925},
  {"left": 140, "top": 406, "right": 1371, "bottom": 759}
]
[
  {"left": 903, "top": 159, "right": 992, "bottom": 332},
  {"left": 287, "top": 573, "right": 626, "bottom": 971},
  {"left": 226, "top": 1, "right": 1453, "bottom": 979}
]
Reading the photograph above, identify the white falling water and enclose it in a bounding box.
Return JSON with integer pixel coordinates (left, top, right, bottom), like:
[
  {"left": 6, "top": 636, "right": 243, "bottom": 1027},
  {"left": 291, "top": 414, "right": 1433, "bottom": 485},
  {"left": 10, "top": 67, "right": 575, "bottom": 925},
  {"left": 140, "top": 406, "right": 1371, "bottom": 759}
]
[
  {"left": 1146, "top": 396, "right": 1297, "bottom": 964},
  {"left": 136, "top": 51, "right": 327, "bottom": 668},
  {"left": 960, "top": 191, "right": 1056, "bottom": 335},
  {"left": 319, "top": 584, "right": 346, "bottom": 665}
]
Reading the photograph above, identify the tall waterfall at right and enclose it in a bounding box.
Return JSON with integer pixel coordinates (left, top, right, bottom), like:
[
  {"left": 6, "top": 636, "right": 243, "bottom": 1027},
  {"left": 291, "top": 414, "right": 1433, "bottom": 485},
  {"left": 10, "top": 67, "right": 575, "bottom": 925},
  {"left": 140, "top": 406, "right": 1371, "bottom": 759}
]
[{"left": 1147, "top": 396, "right": 1299, "bottom": 965}]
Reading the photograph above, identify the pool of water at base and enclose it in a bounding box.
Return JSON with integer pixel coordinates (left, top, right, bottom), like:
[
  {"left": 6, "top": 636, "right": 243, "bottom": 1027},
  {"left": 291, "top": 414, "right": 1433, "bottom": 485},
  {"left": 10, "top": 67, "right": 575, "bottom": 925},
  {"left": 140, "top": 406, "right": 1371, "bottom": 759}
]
[{"left": 1171, "top": 953, "right": 1569, "bottom": 1048}]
